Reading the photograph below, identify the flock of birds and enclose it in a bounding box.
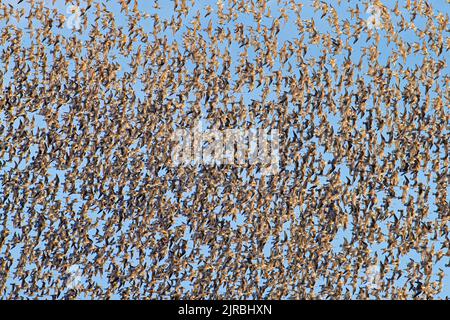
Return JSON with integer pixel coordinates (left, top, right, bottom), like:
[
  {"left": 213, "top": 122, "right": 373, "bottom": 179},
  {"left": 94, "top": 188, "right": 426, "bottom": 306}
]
[{"left": 0, "top": 0, "right": 449, "bottom": 299}]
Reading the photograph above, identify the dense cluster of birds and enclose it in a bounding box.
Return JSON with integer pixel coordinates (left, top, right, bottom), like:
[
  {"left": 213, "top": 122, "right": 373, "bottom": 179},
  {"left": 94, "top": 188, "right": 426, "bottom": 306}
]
[{"left": 0, "top": 0, "right": 449, "bottom": 300}]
